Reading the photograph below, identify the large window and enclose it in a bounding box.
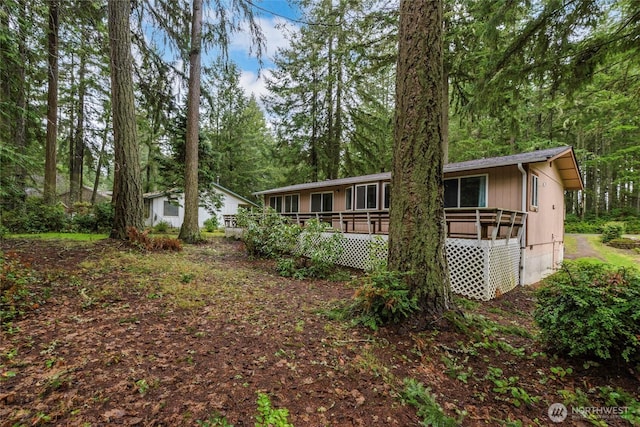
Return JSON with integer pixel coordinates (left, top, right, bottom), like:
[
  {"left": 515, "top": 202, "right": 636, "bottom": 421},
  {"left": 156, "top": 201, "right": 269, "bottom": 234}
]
[
  {"left": 269, "top": 196, "right": 282, "bottom": 212},
  {"left": 284, "top": 194, "right": 299, "bottom": 213},
  {"left": 355, "top": 183, "right": 378, "bottom": 210},
  {"left": 444, "top": 175, "right": 487, "bottom": 208},
  {"left": 345, "top": 187, "right": 353, "bottom": 210},
  {"left": 531, "top": 174, "right": 539, "bottom": 208},
  {"left": 311, "top": 192, "right": 333, "bottom": 212},
  {"left": 163, "top": 200, "right": 179, "bottom": 217}
]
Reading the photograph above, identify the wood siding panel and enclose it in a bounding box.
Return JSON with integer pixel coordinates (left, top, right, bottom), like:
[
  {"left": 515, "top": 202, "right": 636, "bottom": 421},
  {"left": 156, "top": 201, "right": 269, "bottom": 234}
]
[{"left": 526, "top": 161, "right": 565, "bottom": 248}]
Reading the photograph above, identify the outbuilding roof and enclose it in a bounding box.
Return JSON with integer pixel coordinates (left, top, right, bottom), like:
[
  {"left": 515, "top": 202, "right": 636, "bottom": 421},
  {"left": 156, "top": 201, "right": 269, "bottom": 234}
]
[
  {"left": 145, "top": 182, "right": 258, "bottom": 207},
  {"left": 254, "top": 146, "right": 583, "bottom": 195}
]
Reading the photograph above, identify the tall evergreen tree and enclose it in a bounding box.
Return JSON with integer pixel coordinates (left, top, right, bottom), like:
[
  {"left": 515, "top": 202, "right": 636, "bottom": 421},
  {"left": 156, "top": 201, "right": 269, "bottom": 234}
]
[
  {"left": 388, "top": 0, "right": 452, "bottom": 323},
  {"left": 179, "top": 0, "right": 204, "bottom": 243},
  {"left": 108, "top": 0, "right": 144, "bottom": 239},
  {"left": 265, "top": 0, "right": 396, "bottom": 182},
  {"left": 43, "top": 0, "right": 59, "bottom": 205}
]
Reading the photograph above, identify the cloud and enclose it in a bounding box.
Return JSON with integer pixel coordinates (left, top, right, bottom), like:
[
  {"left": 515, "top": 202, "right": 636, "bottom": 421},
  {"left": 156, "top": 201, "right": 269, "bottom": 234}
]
[
  {"left": 239, "top": 69, "right": 268, "bottom": 100},
  {"left": 231, "top": 16, "right": 298, "bottom": 108},
  {"left": 230, "top": 16, "right": 296, "bottom": 60}
]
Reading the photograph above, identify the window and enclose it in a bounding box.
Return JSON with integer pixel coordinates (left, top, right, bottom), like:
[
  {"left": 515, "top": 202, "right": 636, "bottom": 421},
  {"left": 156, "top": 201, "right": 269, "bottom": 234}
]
[
  {"left": 444, "top": 175, "right": 487, "bottom": 208},
  {"left": 311, "top": 192, "right": 333, "bottom": 212},
  {"left": 163, "top": 200, "right": 179, "bottom": 217},
  {"left": 531, "top": 174, "right": 539, "bottom": 208},
  {"left": 345, "top": 187, "right": 353, "bottom": 210},
  {"left": 383, "top": 183, "right": 391, "bottom": 209},
  {"left": 355, "top": 183, "right": 378, "bottom": 210},
  {"left": 269, "top": 196, "right": 282, "bottom": 212},
  {"left": 284, "top": 194, "right": 299, "bottom": 213}
]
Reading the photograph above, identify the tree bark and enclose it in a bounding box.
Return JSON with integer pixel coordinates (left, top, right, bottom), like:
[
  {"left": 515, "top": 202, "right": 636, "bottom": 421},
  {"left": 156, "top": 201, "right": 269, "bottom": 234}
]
[
  {"left": 92, "top": 115, "right": 110, "bottom": 205},
  {"left": 108, "top": 0, "right": 144, "bottom": 239},
  {"left": 388, "top": 0, "right": 452, "bottom": 323},
  {"left": 44, "top": 0, "right": 59, "bottom": 205},
  {"left": 71, "top": 44, "right": 87, "bottom": 206},
  {"left": 178, "top": 0, "right": 203, "bottom": 243}
]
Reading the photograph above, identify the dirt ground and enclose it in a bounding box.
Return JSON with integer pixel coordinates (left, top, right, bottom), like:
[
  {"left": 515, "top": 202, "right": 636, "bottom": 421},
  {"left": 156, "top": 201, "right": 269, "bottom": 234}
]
[
  {"left": 564, "top": 234, "right": 604, "bottom": 261},
  {"left": 1, "top": 236, "right": 638, "bottom": 426}
]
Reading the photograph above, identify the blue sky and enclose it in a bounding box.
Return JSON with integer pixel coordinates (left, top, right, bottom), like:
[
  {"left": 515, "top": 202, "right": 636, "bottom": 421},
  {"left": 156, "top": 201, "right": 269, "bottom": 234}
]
[{"left": 226, "top": 1, "right": 301, "bottom": 102}]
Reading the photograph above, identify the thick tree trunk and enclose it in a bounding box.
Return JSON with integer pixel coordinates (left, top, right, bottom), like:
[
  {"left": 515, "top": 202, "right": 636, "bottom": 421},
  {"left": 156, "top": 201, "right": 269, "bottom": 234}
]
[
  {"left": 178, "top": 0, "right": 203, "bottom": 243},
  {"left": 44, "top": 0, "right": 59, "bottom": 205},
  {"left": 388, "top": 0, "right": 452, "bottom": 323},
  {"left": 108, "top": 0, "right": 144, "bottom": 239}
]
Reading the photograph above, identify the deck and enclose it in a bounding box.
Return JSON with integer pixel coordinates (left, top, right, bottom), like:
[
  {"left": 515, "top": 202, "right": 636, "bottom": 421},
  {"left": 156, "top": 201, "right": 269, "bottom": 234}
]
[
  {"left": 224, "top": 208, "right": 527, "bottom": 243},
  {"left": 224, "top": 208, "right": 528, "bottom": 300}
]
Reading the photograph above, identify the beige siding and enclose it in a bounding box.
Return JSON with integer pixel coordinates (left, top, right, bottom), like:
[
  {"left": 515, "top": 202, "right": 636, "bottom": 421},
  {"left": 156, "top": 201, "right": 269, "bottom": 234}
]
[{"left": 522, "top": 160, "right": 566, "bottom": 283}]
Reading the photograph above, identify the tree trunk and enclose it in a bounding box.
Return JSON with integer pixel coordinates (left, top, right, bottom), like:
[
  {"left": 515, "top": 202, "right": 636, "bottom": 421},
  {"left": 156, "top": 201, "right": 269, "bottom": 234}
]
[
  {"left": 178, "top": 0, "right": 203, "bottom": 243},
  {"left": 71, "top": 46, "right": 87, "bottom": 206},
  {"left": 108, "top": 0, "right": 144, "bottom": 239},
  {"left": 388, "top": 0, "right": 452, "bottom": 323},
  {"left": 44, "top": 0, "right": 59, "bottom": 205},
  {"left": 92, "top": 115, "right": 110, "bottom": 205}
]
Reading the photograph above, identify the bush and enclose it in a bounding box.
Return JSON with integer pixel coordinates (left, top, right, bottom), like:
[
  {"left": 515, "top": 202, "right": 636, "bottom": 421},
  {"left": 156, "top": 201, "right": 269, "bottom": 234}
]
[
  {"left": 93, "top": 202, "right": 114, "bottom": 233},
  {"left": 203, "top": 216, "right": 219, "bottom": 232},
  {"left": 350, "top": 269, "right": 418, "bottom": 330},
  {"left": 601, "top": 222, "right": 625, "bottom": 243},
  {"left": 294, "top": 219, "right": 345, "bottom": 278},
  {"left": 626, "top": 219, "right": 640, "bottom": 234},
  {"left": 1, "top": 198, "right": 68, "bottom": 233},
  {"left": 153, "top": 220, "right": 171, "bottom": 233},
  {"left": 534, "top": 260, "right": 640, "bottom": 363},
  {"left": 236, "top": 208, "right": 301, "bottom": 258}
]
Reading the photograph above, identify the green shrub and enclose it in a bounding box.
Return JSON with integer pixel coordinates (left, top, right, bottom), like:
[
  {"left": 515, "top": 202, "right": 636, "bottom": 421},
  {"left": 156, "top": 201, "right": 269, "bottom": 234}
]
[
  {"left": 203, "top": 216, "right": 219, "bottom": 232},
  {"left": 295, "top": 219, "right": 345, "bottom": 278},
  {"left": 153, "top": 220, "right": 171, "bottom": 233},
  {"left": 351, "top": 269, "right": 418, "bottom": 330},
  {"left": 625, "top": 219, "right": 640, "bottom": 234},
  {"left": 276, "top": 257, "right": 300, "bottom": 278},
  {"left": 255, "top": 393, "right": 293, "bottom": 427},
  {"left": 564, "top": 221, "right": 603, "bottom": 234},
  {"left": 236, "top": 208, "right": 301, "bottom": 258},
  {"left": 93, "top": 202, "right": 114, "bottom": 233},
  {"left": 1, "top": 198, "right": 68, "bottom": 233},
  {"left": 71, "top": 213, "right": 97, "bottom": 232},
  {"left": 601, "top": 222, "right": 625, "bottom": 243},
  {"left": 401, "top": 378, "right": 461, "bottom": 427},
  {"left": 534, "top": 260, "right": 640, "bottom": 363}
]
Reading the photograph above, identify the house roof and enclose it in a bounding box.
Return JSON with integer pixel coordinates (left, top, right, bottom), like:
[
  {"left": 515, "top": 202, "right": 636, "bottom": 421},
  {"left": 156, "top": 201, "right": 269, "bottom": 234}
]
[
  {"left": 144, "top": 183, "right": 258, "bottom": 207},
  {"left": 254, "top": 146, "right": 583, "bottom": 195}
]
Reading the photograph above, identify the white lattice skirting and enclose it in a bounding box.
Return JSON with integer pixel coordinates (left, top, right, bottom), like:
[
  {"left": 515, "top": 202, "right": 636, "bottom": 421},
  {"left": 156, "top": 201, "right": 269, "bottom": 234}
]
[{"left": 303, "top": 233, "right": 521, "bottom": 301}]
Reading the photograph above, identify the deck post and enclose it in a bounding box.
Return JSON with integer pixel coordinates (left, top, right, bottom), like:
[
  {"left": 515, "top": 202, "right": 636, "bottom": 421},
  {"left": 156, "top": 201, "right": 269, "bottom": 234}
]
[{"left": 491, "top": 209, "right": 503, "bottom": 241}]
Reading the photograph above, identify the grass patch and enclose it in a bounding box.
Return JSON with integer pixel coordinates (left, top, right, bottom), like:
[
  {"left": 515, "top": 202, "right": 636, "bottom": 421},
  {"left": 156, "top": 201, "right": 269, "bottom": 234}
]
[
  {"left": 78, "top": 247, "right": 262, "bottom": 311},
  {"left": 6, "top": 232, "right": 109, "bottom": 241},
  {"left": 564, "top": 234, "right": 578, "bottom": 254},
  {"left": 586, "top": 235, "right": 640, "bottom": 268}
]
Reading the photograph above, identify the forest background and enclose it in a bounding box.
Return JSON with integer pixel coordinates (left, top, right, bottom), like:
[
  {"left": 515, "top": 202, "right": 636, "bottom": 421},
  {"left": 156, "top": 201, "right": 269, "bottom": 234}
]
[{"left": 1, "top": 0, "right": 639, "bottom": 224}]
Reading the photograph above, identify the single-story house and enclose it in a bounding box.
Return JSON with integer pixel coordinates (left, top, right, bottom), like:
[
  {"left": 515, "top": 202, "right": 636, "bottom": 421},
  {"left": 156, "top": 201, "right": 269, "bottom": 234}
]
[
  {"left": 246, "top": 146, "right": 583, "bottom": 300},
  {"left": 144, "top": 183, "right": 257, "bottom": 229}
]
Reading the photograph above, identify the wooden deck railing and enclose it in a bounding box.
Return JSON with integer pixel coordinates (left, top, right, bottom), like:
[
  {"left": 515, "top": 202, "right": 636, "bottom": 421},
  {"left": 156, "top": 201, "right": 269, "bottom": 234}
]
[{"left": 224, "top": 207, "right": 527, "bottom": 242}]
